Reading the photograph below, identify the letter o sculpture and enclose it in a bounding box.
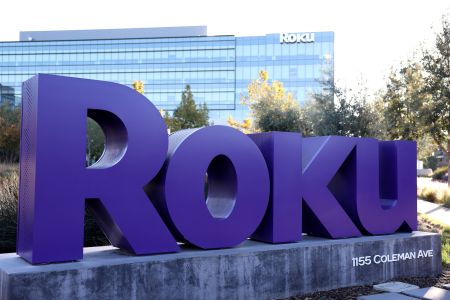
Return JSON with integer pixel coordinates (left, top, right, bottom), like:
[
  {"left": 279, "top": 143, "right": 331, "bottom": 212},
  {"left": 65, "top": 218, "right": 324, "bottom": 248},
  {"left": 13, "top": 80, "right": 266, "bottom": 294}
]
[{"left": 150, "top": 126, "right": 270, "bottom": 249}]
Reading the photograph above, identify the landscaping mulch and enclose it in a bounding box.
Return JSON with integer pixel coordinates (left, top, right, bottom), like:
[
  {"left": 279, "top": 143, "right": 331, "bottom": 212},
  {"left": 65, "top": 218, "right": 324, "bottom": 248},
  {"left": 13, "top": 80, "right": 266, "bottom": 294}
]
[
  {"left": 286, "top": 284, "right": 382, "bottom": 300},
  {"left": 284, "top": 265, "right": 450, "bottom": 300}
]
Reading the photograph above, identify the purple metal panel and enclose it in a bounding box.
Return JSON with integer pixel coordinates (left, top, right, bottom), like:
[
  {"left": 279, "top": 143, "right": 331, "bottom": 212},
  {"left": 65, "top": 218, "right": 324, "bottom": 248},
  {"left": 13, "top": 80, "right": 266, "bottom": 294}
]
[
  {"left": 302, "top": 136, "right": 362, "bottom": 238},
  {"left": 17, "top": 76, "right": 39, "bottom": 260},
  {"left": 16, "top": 74, "right": 418, "bottom": 265},
  {"left": 147, "top": 127, "right": 270, "bottom": 249},
  {"left": 249, "top": 132, "right": 303, "bottom": 243},
  {"left": 353, "top": 139, "right": 417, "bottom": 234},
  {"left": 302, "top": 136, "right": 417, "bottom": 239},
  {"left": 17, "top": 74, "right": 178, "bottom": 264}
]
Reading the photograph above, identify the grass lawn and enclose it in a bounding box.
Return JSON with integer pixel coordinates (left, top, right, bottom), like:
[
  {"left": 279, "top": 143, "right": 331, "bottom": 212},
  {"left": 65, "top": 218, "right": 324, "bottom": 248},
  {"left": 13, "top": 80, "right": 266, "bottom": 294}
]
[{"left": 419, "top": 213, "right": 450, "bottom": 266}]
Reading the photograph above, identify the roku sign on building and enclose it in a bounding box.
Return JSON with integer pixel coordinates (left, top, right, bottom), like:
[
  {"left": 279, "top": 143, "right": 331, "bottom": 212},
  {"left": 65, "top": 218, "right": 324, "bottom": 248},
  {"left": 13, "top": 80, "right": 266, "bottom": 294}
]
[{"left": 17, "top": 74, "right": 417, "bottom": 264}]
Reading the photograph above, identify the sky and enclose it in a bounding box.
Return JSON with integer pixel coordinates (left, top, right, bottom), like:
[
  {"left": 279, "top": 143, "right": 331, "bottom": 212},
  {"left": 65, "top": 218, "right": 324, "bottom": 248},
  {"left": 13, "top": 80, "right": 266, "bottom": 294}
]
[{"left": 1, "top": 0, "right": 449, "bottom": 95}]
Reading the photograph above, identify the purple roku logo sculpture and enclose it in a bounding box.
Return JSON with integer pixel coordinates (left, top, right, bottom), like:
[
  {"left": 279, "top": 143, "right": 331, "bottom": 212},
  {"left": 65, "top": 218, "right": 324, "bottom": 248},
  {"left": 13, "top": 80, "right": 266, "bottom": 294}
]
[{"left": 17, "top": 74, "right": 417, "bottom": 264}]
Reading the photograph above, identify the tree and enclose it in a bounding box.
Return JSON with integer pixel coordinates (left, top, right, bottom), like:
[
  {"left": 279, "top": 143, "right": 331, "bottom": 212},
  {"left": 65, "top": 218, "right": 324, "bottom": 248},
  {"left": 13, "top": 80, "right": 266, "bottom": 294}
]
[
  {"left": 381, "top": 61, "right": 442, "bottom": 163},
  {"left": 380, "top": 15, "right": 450, "bottom": 185},
  {"left": 86, "top": 119, "right": 105, "bottom": 166},
  {"left": 308, "top": 71, "right": 384, "bottom": 138},
  {"left": 421, "top": 15, "right": 450, "bottom": 185},
  {"left": 234, "top": 70, "right": 311, "bottom": 134},
  {"left": 257, "top": 106, "right": 309, "bottom": 133},
  {"left": 306, "top": 72, "right": 350, "bottom": 136},
  {"left": 169, "top": 85, "right": 209, "bottom": 132},
  {"left": 349, "top": 85, "right": 388, "bottom": 139},
  {"left": 131, "top": 80, "right": 171, "bottom": 133},
  {"left": 382, "top": 62, "right": 429, "bottom": 141},
  {"left": 132, "top": 80, "right": 145, "bottom": 94},
  {"left": 369, "top": 97, "right": 389, "bottom": 140},
  {"left": 0, "top": 102, "right": 21, "bottom": 162},
  {"left": 227, "top": 116, "right": 253, "bottom": 134}
]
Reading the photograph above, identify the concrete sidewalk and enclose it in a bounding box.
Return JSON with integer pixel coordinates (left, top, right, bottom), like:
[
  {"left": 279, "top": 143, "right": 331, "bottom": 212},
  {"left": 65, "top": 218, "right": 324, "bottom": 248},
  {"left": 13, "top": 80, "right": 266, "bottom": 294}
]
[{"left": 417, "top": 199, "right": 450, "bottom": 226}]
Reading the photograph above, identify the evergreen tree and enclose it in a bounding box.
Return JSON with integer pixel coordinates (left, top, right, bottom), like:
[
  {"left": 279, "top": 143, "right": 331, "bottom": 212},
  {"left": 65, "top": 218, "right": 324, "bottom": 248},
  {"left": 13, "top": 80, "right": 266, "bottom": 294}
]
[
  {"left": 0, "top": 102, "right": 21, "bottom": 162},
  {"left": 421, "top": 16, "right": 450, "bottom": 185},
  {"left": 308, "top": 70, "right": 384, "bottom": 138},
  {"left": 382, "top": 62, "right": 427, "bottom": 141},
  {"left": 169, "top": 85, "right": 209, "bottom": 132}
]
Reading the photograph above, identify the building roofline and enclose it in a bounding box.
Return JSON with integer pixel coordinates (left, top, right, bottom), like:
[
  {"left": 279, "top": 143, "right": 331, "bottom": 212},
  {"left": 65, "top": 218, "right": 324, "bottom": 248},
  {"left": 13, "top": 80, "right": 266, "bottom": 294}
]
[{"left": 20, "top": 26, "right": 208, "bottom": 41}]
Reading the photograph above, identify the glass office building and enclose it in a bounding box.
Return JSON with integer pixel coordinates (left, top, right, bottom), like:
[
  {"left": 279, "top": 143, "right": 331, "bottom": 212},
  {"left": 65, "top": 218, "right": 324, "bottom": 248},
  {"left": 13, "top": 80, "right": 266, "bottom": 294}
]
[{"left": 0, "top": 26, "right": 334, "bottom": 124}]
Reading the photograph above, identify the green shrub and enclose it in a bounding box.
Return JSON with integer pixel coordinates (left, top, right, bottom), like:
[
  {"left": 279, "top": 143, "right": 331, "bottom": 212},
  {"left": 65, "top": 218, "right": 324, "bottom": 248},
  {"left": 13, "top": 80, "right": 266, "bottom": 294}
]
[
  {"left": 423, "top": 155, "right": 438, "bottom": 170},
  {"left": 432, "top": 166, "right": 448, "bottom": 181},
  {"left": 418, "top": 187, "right": 440, "bottom": 203},
  {"left": 425, "top": 190, "right": 439, "bottom": 203},
  {"left": 0, "top": 170, "right": 18, "bottom": 252},
  {"left": 419, "top": 214, "right": 450, "bottom": 266},
  {"left": 417, "top": 188, "right": 425, "bottom": 201},
  {"left": 0, "top": 163, "right": 18, "bottom": 179},
  {"left": 443, "top": 227, "right": 450, "bottom": 266},
  {"left": 443, "top": 190, "right": 450, "bottom": 209}
]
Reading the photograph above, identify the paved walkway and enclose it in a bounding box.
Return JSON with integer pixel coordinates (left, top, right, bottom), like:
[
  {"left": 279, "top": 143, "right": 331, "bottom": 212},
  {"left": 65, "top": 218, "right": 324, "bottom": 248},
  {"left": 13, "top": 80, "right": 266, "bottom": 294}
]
[
  {"left": 359, "top": 285, "right": 450, "bottom": 299},
  {"left": 417, "top": 199, "right": 450, "bottom": 227},
  {"left": 417, "top": 177, "right": 449, "bottom": 191}
]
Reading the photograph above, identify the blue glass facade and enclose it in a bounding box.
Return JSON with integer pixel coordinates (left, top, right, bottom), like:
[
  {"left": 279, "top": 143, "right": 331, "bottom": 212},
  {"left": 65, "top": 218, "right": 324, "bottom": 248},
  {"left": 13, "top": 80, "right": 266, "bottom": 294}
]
[{"left": 0, "top": 27, "right": 334, "bottom": 124}]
